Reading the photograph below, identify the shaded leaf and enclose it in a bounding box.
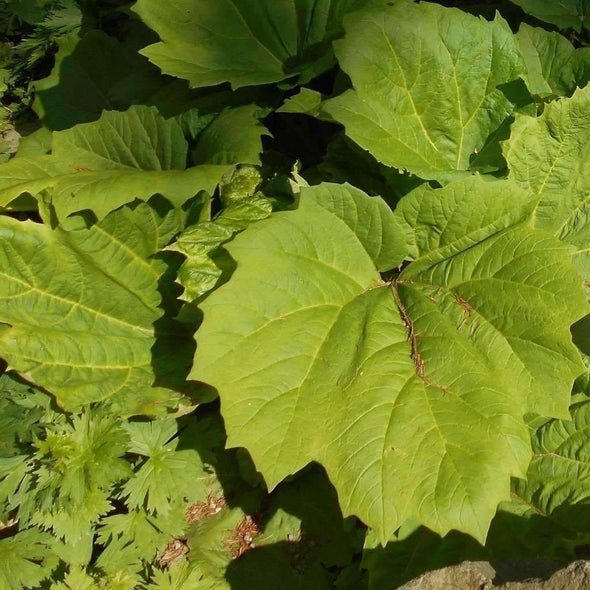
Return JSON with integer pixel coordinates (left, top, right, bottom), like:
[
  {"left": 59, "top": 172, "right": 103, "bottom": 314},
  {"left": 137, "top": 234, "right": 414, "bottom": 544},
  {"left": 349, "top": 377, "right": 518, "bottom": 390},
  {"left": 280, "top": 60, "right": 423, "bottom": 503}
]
[
  {"left": 509, "top": 0, "right": 590, "bottom": 31},
  {"left": 33, "top": 31, "right": 194, "bottom": 131},
  {"left": 193, "top": 105, "right": 270, "bottom": 166}
]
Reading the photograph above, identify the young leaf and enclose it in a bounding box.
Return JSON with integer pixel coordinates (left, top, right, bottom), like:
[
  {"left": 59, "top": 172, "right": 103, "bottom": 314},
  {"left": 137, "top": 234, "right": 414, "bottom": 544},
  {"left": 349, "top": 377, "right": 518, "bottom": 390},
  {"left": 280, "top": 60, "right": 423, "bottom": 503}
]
[
  {"left": 7, "top": 409, "right": 131, "bottom": 545},
  {"left": 504, "top": 85, "right": 590, "bottom": 288},
  {"left": 0, "top": 204, "right": 187, "bottom": 414},
  {"left": 192, "top": 179, "right": 585, "bottom": 543},
  {"left": 0, "top": 106, "right": 228, "bottom": 220},
  {"left": 133, "top": 0, "right": 371, "bottom": 89},
  {"left": 322, "top": 0, "right": 525, "bottom": 182},
  {"left": 169, "top": 195, "right": 272, "bottom": 302},
  {"left": 122, "top": 418, "right": 210, "bottom": 515}
]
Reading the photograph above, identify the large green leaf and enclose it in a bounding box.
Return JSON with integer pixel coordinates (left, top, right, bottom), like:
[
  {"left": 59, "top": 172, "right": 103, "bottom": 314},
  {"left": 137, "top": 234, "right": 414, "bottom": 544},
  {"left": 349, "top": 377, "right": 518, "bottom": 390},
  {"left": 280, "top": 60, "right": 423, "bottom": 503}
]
[
  {"left": 133, "top": 0, "right": 369, "bottom": 89},
  {"left": 192, "top": 179, "right": 585, "bottom": 542},
  {"left": 322, "top": 0, "right": 525, "bottom": 182},
  {"left": 0, "top": 106, "right": 231, "bottom": 220},
  {"left": 504, "top": 85, "right": 590, "bottom": 287},
  {"left": 509, "top": 0, "right": 590, "bottom": 31},
  {"left": 517, "top": 23, "right": 590, "bottom": 98},
  {"left": 0, "top": 204, "right": 188, "bottom": 414}
]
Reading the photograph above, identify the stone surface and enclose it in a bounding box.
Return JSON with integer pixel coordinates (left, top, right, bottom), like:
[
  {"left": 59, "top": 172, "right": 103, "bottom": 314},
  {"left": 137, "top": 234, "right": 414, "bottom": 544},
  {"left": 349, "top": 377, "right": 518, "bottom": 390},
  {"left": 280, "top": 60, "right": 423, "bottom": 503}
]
[{"left": 398, "top": 560, "right": 590, "bottom": 589}]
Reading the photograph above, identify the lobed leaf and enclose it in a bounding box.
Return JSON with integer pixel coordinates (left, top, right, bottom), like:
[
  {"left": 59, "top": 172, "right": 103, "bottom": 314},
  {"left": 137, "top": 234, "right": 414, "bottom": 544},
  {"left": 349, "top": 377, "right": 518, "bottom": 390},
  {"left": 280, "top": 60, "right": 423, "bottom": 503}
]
[
  {"left": 363, "top": 395, "right": 590, "bottom": 589},
  {"left": 517, "top": 23, "right": 590, "bottom": 98},
  {"left": 192, "top": 179, "right": 585, "bottom": 542},
  {"left": 0, "top": 528, "right": 58, "bottom": 590}
]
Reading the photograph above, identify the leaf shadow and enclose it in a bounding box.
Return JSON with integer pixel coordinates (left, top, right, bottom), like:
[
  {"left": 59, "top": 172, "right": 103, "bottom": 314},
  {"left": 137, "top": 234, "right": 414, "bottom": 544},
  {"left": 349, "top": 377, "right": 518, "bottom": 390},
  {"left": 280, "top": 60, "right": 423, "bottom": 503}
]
[{"left": 176, "top": 404, "right": 366, "bottom": 588}]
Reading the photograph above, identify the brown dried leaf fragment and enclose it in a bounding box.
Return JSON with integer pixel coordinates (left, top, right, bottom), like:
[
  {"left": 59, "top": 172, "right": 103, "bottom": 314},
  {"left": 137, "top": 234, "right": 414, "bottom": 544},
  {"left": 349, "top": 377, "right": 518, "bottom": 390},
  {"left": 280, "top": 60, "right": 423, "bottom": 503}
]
[
  {"left": 186, "top": 492, "right": 227, "bottom": 523},
  {"left": 224, "top": 515, "right": 259, "bottom": 559},
  {"left": 0, "top": 518, "right": 16, "bottom": 532},
  {"left": 159, "top": 538, "right": 189, "bottom": 568}
]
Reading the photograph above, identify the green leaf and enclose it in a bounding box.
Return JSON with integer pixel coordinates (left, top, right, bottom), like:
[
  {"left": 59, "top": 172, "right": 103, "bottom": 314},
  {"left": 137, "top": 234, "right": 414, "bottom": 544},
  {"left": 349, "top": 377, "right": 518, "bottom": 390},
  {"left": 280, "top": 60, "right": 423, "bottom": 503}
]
[
  {"left": 5, "top": 409, "right": 131, "bottom": 545},
  {"left": 50, "top": 567, "right": 102, "bottom": 590},
  {"left": 192, "top": 178, "right": 585, "bottom": 543},
  {"left": 322, "top": 0, "right": 526, "bottom": 182},
  {"left": 504, "top": 85, "right": 590, "bottom": 288},
  {"left": 0, "top": 204, "right": 188, "bottom": 414},
  {"left": 133, "top": 0, "right": 370, "bottom": 89},
  {"left": 396, "top": 176, "right": 585, "bottom": 418},
  {"left": 0, "top": 373, "right": 45, "bottom": 456},
  {"left": 181, "top": 467, "right": 348, "bottom": 590},
  {"left": 517, "top": 23, "right": 590, "bottom": 98},
  {"left": 0, "top": 106, "right": 228, "bottom": 220},
  {"left": 14, "top": 127, "right": 52, "bottom": 159},
  {"left": 0, "top": 528, "right": 58, "bottom": 590},
  {"left": 145, "top": 561, "right": 222, "bottom": 590},
  {"left": 97, "top": 507, "right": 183, "bottom": 573},
  {"left": 508, "top": 0, "right": 590, "bottom": 31}
]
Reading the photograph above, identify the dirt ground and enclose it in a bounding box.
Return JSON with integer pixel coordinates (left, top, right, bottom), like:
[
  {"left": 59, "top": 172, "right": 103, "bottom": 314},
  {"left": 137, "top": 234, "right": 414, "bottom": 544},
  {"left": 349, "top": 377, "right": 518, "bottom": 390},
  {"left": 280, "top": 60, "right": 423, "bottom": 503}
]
[{"left": 399, "top": 560, "right": 590, "bottom": 589}]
